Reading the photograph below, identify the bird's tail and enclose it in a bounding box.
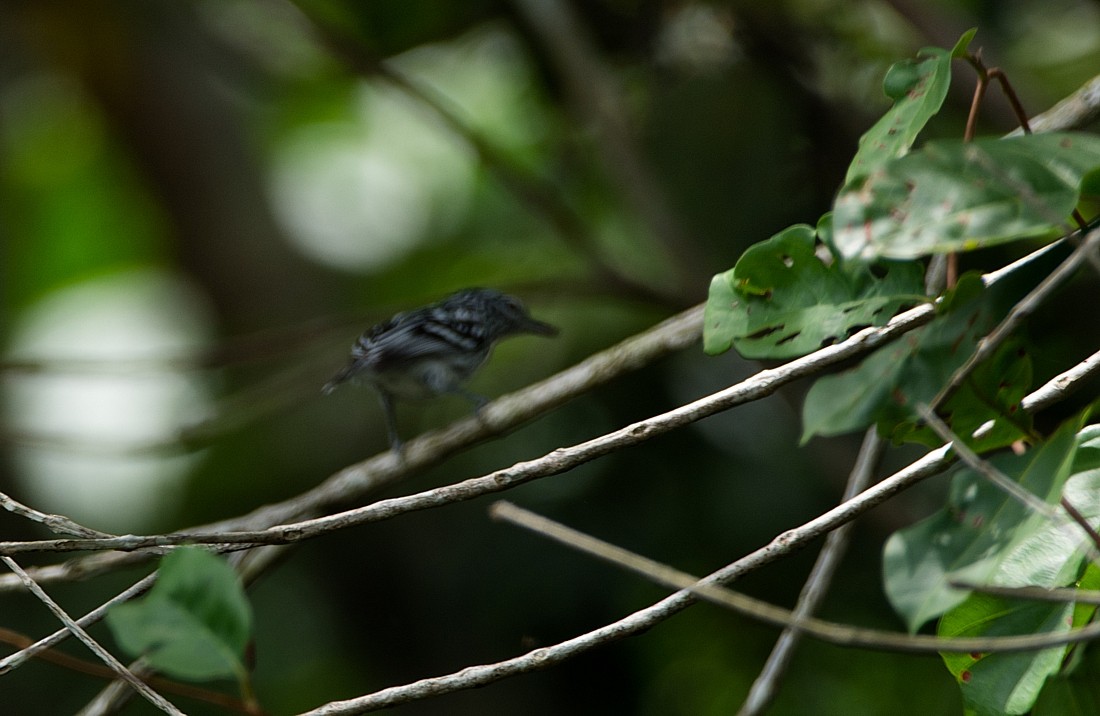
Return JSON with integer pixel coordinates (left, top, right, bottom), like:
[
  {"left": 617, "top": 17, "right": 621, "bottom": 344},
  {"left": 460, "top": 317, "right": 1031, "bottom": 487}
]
[{"left": 321, "top": 364, "right": 355, "bottom": 394}]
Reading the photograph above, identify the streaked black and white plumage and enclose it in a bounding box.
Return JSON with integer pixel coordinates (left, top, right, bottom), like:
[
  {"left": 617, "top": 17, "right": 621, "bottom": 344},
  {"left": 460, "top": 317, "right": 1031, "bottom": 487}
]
[{"left": 323, "top": 288, "right": 558, "bottom": 451}]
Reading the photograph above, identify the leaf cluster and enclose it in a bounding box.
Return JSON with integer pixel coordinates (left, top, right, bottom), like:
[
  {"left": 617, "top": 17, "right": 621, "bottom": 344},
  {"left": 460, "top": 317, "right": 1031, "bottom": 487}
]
[{"left": 705, "top": 30, "right": 1100, "bottom": 715}]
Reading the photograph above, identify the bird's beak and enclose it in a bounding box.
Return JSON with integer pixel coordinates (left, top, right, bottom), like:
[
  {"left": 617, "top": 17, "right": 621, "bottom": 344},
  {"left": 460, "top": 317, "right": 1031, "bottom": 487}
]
[{"left": 521, "top": 316, "right": 559, "bottom": 336}]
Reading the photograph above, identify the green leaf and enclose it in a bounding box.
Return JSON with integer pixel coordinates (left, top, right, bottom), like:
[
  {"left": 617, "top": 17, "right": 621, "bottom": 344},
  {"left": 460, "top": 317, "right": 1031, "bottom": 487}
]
[
  {"left": 940, "top": 564, "right": 1100, "bottom": 716},
  {"left": 1034, "top": 676, "right": 1100, "bottom": 716},
  {"left": 939, "top": 592, "right": 1076, "bottom": 716},
  {"left": 834, "top": 133, "right": 1100, "bottom": 261},
  {"left": 800, "top": 273, "right": 991, "bottom": 442},
  {"left": 107, "top": 546, "right": 253, "bottom": 682},
  {"left": 703, "top": 224, "right": 925, "bottom": 359},
  {"left": 951, "top": 28, "right": 979, "bottom": 59},
  {"left": 887, "top": 339, "right": 1033, "bottom": 452},
  {"left": 845, "top": 43, "right": 954, "bottom": 184},
  {"left": 1032, "top": 597, "right": 1100, "bottom": 716},
  {"left": 882, "top": 417, "right": 1095, "bottom": 633}
]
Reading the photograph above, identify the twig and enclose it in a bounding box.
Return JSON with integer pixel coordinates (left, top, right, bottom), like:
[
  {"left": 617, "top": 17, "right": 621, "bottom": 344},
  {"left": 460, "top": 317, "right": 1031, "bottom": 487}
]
[
  {"left": 291, "top": 349, "right": 1100, "bottom": 712},
  {"left": 1059, "top": 496, "right": 1100, "bottom": 556},
  {"left": 490, "top": 501, "right": 1100, "bottom": 655},
  {"left": 0, "top": 572, "right": 157, "bottom": 675},
  {"left": 918, "top": 405, "right": 1100, "bottom": 563},
  {"left": 1019, "top": 347, "right": 1100, "bottom": 413},
  {"left": 1011, "top": 73, "right": 1100, "bottom": 136},
  {"left": 0, "top": 556, "right": 182, "bottom": 715},
  {"left": 738, "top": 430, "right": 886, "bottom": 716},
  {"left": 950, "top": 582, "right": 1100, "bottom": 605},
  {"left": 919, "top": 406, "right": 1058, "bottom": 517},
  {"left": 0, "top": 628, "right": 256, "bottom": 713},
  {"left": 0, "top": 299, "right": 937, "bottom": 557},
  {"left": 962, "top": 49, "right": 1033, "bottom": 138},
  {"left": 0, "top": 491, "right": 113, "bottom": 538},
  {"left": 0, "top": 303, "right": 705, "bottom": 585},
  {"left": 929, "top": 229, "right": 1100, "bottom": 411}
]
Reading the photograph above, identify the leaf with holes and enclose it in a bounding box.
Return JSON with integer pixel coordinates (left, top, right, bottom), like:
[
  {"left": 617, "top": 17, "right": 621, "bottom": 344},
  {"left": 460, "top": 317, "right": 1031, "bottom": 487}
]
[
  {"left": 834, "top": 133, "right": 1100, "bottom": 261},
  {"left": 704, "top": 224, "right": 925, "bottom": 359},
  {"left": 844, "top": 31, "right": 971, "bottom": 184},
  {"left": 804, "top": 237, "right": 1080, "bottom": 443},
  {"left": 882, "top": 418, "right": 1097, "bottom": 633},
  {"left": 107, "top": 547, "right": 253, "bottom": 682},
  {"left": 938, "top": 564, "right": 1100, "bottom": 716}
]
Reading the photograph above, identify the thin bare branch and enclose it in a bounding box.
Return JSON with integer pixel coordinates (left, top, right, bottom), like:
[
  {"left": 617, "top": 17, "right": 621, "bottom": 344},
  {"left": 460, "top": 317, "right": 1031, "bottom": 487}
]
[
  {"left": 0, "top": 299, "right": 937, "bottom": 557},
  {"left": 295, "top": 341, "right": 1100, "bottom": 712},
  {"left": 739, "top": 430, "right": 886, "bottom": 716},
  {"left": 490, "top": 501, "right": 1100, "bottom": 655},
  {"left": 951, "top": 582, "right": 1100, "bottom": 605},
  {"left": 0, "top": 572, "right": 156, "bottom": 675},
  {"left": 0, "top": 303, "right": 704, "bottom": 584},
  {"left": 290, "top": 487, "right": 1100, "bottom": 715},
  {"left": 0, "top": 492, "right": 114, "bottom": 538},
  {"left": 0, "top": 557, "right": 181, "bottom": 715},
  {"left": 1021, "top": 347, "right": 1100, "bottom": 413},
  {"left": 930, "top": 229, "right": 1100, "bottom": 411},
  {"left": 918, "top": 404, "right": 1100, "bottom": 564},
  {"left": 1011, "top": 73, "right": 1100, "bottom": 135}
]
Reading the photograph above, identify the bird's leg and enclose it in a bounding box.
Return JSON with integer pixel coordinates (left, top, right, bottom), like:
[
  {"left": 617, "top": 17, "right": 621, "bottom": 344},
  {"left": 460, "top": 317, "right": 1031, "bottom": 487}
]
[
  {"left": 377, "top": 390, "right": 403, "bottom": 453},
  {"left": 456, "top": 389, "right": 488, "bottom": 412},
  {"left": 457, "top": 390, "right": 490, "bottom": 424}
]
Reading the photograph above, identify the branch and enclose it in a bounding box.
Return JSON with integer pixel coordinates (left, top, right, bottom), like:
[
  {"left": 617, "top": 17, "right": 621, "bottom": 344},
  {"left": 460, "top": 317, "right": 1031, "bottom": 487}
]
[
  {"left": 0, "top": 234, "right": 1083, "bottom": 562},
  {"left": 490, "top": 501, "right": 1100, "bottom": 654},
  {"left": 290, "top": 348, "right": 1100, "bottom": 712},
  {"left": 0, "top": 299, "right": 936, "bottom": 556},
  {"left": 919, "top": 405, "right": 1100, "bottom": 562},
  {"left": 930, "top": 229, "right": 1100, "bottom": 411},
  {"left": 0, "top": 628, "right": 256, "bottom": 713},
  {"left": 0, "top": 304, "right": 704, "bottom": 584},
  {"left": 0, "top": 572, "right": 156, "bottom": 675},
  {"left": 0, "top": 491, "right": 113, "bottom": 538},
  {"left": 1012, "top": 73, "right": 1100, "bottom": 135},
  {"left": 738, "top": 430, "right": 886, "bottom": 716},
  {"left": 0, "top": 557, "right": 181, "bottom": 715}
]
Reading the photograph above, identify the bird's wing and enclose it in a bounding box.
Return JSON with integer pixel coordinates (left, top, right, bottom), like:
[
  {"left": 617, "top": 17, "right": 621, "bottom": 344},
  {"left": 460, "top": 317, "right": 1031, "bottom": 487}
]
[{"left": 354, "top": 309, "right": 488, "bottom": 370}]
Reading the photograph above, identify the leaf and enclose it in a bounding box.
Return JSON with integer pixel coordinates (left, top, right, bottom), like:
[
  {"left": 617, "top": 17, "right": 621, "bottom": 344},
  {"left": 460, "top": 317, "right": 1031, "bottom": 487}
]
[
  {"left": 939, "top": 593, "right": 1076, "bottom": 716},
  {"left": 887, "top": 339, "right": 1033, "bottom": 452},
  {"left": 882, "top": 417, "right": 1096, "bottom": 633},
  {"left": 939, "top": 564, "right": 1100, "bottom": 716},
  {"left": 703, "top": 224, "right": 925, "bottom": 359},
  {"left": 834, "top": 133, "right": 1100, "bottom": 261},
  {"left": 951, "top": 28, "right": 979, "bottom": 59},
  {"left": 800, "top": 273, "right": 991, "bottom": 442},
  {"left": 107, "top": 546, "right": 253, "bottom": 682},
  {"left": 845, "top": 40, "right": 956, "bottom": 184}
]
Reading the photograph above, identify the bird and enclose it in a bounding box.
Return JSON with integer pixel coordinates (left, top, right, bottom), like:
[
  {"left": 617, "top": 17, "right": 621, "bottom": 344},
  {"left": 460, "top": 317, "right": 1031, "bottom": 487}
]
[{"left": 323, "top": 288, "right": 558, "bottom": 452}]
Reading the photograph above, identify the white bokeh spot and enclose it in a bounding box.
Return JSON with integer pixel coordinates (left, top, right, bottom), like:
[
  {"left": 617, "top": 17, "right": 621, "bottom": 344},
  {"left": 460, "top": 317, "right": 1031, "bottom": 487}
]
[{"left": 2, "top": 270, "right": 215, "bottom": 532}]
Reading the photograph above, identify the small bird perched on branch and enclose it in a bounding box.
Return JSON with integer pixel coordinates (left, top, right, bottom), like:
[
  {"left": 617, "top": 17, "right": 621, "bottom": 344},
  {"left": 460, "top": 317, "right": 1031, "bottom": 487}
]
[{"left": 323, "top": 288, "right": 558, "bottom": 452}]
